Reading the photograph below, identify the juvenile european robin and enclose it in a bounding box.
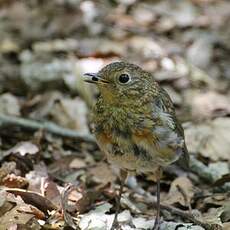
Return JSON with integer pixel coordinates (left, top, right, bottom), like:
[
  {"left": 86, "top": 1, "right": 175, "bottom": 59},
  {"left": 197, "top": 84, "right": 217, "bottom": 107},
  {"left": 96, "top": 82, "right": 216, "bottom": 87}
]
[{"left": 84, "top": 62, "right": 189, "bottom": 230}]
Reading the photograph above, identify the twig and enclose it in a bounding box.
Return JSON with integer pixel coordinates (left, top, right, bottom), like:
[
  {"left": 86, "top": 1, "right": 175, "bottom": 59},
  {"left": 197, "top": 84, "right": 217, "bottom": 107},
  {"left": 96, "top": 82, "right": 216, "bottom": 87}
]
[
  {"left": 176, "top": 184, "right": 192, "bottom": 214},
  {"left": 159, "top": 204, "right": 211, "bottom": 229},
  {"left": 0, "top": 113, "right": 95, "bottom": 143},
  {"left": 61, "top": 184, "right": 80, "bottom": 229},
  {"left": 145, "top": 194, "right": 222, "bottom": 230}
]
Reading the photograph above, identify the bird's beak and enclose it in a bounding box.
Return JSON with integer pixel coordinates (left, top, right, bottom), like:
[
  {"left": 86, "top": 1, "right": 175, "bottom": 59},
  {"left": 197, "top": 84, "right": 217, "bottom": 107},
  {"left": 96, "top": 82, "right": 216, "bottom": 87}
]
[{"left": 83, "top": 73, "right": 109, "bottom": 84}]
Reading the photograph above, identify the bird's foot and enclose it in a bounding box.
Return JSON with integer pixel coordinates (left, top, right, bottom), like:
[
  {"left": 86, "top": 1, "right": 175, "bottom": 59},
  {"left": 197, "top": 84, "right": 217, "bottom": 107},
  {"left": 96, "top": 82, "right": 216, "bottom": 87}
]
[
  {"left": 152, "top": 217, "right": 161, "bottom": 230},
  {"left": 110, "top": 218, "right": 120, "bottom": 230},
  {"left": 152, "top": 223, "right": 160, "bottom": 230}
]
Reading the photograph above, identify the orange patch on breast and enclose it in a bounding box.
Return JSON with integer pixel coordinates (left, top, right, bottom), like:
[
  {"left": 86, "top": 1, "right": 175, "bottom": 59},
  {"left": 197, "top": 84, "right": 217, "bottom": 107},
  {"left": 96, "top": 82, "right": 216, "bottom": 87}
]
[
  {"left": 132, "top": 128, "right": 158, "bottom": 144},
  {"left": 96, "top": 132, "right": 113, "bottom": 146}
]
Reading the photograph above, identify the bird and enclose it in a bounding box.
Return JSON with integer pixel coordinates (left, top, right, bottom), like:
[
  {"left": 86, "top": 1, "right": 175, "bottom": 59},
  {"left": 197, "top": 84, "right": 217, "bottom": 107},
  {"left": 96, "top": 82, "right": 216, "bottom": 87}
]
[{"left": 84, "top": 62, "right": 189, "bottom": 230}]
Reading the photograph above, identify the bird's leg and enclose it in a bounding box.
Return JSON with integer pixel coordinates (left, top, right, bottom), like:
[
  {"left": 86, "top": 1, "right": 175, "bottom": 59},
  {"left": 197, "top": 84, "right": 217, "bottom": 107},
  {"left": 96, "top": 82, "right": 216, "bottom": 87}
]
[
  {"left": 153, "top": 167, "right": 162, "bottom": 230},
  {"left": 111, "top": 169, "right": 128, "bottom": 230}
]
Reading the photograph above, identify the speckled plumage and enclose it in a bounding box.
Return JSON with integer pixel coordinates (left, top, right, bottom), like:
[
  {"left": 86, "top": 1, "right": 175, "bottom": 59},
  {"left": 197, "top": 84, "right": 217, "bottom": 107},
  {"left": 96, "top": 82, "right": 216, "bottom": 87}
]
[{"left": 90, "top": 62, "right": 189, "bottom": 175}]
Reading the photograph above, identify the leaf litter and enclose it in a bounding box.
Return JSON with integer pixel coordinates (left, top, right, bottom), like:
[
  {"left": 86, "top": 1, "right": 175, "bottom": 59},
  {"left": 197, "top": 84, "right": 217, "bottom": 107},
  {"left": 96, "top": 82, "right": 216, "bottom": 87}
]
[{"left": 0, "top": 0, "right": 230, "bottom": 229}]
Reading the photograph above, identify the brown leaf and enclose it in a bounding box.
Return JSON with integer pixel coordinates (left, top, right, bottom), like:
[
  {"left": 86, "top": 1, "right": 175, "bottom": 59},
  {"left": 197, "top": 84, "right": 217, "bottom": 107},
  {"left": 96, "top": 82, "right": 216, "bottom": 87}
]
[
  {"left": 0, "top": 162, "right": 16, "bottom": 182},
  {"left": 0, "top": 191, "right": 40, "bottom": 229},
  {"left": 5, "top": 188, "right": 58, "bottom": 214},
  {"left": 2, "top": 174, "right": 29, "bottom": 188},
  {"left": 88, "top": 162, "right": 116, "bottom": 185},
  {"left": 0, "top": 206, "right": 35, "bottom": 228},
  {"left": 41, "top": 178, "right": 62, "bottom": 208},
  {"left": 164, "top": 176, "right": 195, "bottom": 207},
  {"left": 69, "top": 158, "right": 86, "bottom": 169},
  {"left": 61, "top": 185, "right": 79, "bottom": 229},
  {"left": 0, "top": 190, "right": 14, "bottom": 217},
  {"left": 223, "top": 222, "right": 230, "bottom": 230},
  {"left": 203, "top": 193, "right": 230, "bottom": 207},
  {"left": 18, "top": 204, "right": 45, "bottom": 220},
  {"left": 74, "top": 186, "right": 104, "bottom": 214}
]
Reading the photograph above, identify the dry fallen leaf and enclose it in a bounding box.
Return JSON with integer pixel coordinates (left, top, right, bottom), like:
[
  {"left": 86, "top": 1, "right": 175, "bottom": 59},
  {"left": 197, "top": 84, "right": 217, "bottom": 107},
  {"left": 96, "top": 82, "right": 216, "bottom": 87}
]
[
  {"left": 213, "top": 174, "right": 230, "bottom": 187},
  {"left": 185, "top": 117, "right": 230, "bottom": 161},
  {"left": 88, "top": 162, "right": 116, "bottom": 185},
  {"left": 196, "top": 208, "right": 223, "bottom": 229},
  {"left": 4, "top": 141, "right": 39, "bottom": 157},
  {"left": 129, "top": 36, "right": 164, "bottom": 59},
  {"left": 223, "top": 222, "right": 230, "bottom": 230},
  {"left": 0, "top": 93, "right": 21, "bottom": 116},
  {"left": 0, "top": 39, "right": 19, "bottom": 53},
  {"left": 0, "top": 1, "right": 229, "bottom": 229},
  {"left": 164, "top": 176, "right": 195, "bottom": 207},
  {"left": 0, "top": 191, "right": 41, "bottom": 230},
  {"left": 2, "top": 174, "right": 28, "bottom": 189},
  {"left": 41, "top": 178, "right": 62, "bottom": 208},
  {"left": 190, "top": 91, "right": 230, "bottom": 120},
  {"left": 5, "top": 188, "right": 58, "bottom": 214},
  {"left": 18, "top": 203, "right": 45, "bottom": 220},
  {"left": 132, "top": 217, "right": 155, "bottom": 229},
  {"left": 186, "top": 36, "right": 213, "bottom": 69},
  {"left": 78, "top": 38, "right": 125, "bottom": 57},
  {"left": 61, "top": 185, "right": 79, "bottom": 229},
  {"left": 49, "top": 97, "right": 89, "bottom": 135},
  {"left": 69, "top": 158, "right": 87, "bottom": 169},
  {"left": 0, "top": 206, "right": 36, "bottom": 229},
  {"left": 32, "top": 39, "right": 79, "bottom": 53},
  {"left": 221, "top": 202, "right": 230, "bottom": 222},
  {"left": 203, "top": 193, "right": 230, "bottom": 207},
  {"left": 0, "top": 162, "right": 16, "bottom": 182},
  {"left": 79, "top": 202, "right": 114, "bottom": 230},
  {"left": 74, "top": 184, "right": 107, "bottom": 214},
  {"left": 26, "top": 163, "right": 48, "bottom": 192}
]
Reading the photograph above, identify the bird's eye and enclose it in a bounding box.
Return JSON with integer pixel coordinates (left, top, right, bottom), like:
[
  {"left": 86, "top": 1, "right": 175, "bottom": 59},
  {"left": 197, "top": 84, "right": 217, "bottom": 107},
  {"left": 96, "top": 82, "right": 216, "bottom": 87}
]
[{"left": 118, "top": 74, "right": 130, "bottom": 84}]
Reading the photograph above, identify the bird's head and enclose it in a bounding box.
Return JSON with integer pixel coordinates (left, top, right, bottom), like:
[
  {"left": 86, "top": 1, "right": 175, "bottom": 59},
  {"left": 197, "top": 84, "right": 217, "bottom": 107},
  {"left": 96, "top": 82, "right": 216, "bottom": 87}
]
[{"left": 84, "top": 62, "right": 155, "bottom": 106}]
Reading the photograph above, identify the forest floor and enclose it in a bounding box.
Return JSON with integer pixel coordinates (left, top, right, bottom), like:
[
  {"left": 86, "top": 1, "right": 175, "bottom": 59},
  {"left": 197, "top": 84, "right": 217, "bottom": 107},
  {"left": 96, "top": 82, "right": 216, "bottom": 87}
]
[{"left": 0, "top": 0, "right": 230, "bottom": 229}]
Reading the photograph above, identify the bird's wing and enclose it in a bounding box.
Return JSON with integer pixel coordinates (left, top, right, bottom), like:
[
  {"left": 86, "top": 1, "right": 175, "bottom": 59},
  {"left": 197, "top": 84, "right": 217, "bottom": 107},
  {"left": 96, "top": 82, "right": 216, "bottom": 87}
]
[{"left": 153, "top": 87, "right": 189, "bottom": 168}]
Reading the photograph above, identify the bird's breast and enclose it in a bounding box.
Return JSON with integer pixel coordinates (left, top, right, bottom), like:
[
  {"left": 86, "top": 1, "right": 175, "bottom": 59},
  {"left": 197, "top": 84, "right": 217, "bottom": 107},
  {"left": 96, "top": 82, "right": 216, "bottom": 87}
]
[{"left": 92, "top": 103, "right": 182, "bottom": 173}]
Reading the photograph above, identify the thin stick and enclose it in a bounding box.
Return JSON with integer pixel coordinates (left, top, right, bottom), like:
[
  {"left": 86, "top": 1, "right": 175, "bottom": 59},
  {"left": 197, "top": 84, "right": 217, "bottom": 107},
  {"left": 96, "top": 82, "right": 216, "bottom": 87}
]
[
  {"left": 0, "top": 113, "right": 95, "bottom": 142},
  {"left": 176, "top": 184, "right": 192, "bottom": 214},
  {"left": 153, "top": 202, "right": 218, "bottom": 230}
]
